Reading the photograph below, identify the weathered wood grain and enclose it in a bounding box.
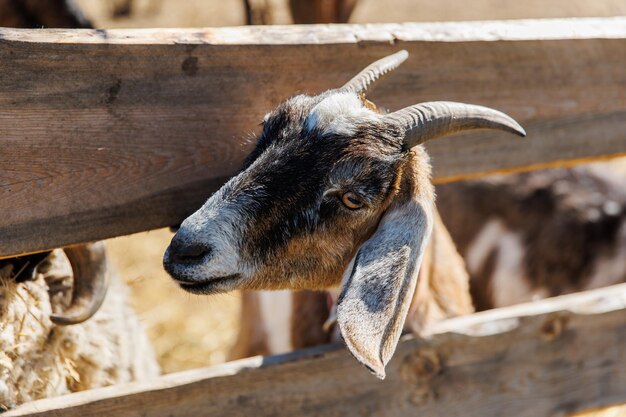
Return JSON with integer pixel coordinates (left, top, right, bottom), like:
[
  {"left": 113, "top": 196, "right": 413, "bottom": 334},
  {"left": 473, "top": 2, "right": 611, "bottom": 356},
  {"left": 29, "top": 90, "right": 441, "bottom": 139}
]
[
  {"left": 1, "top": 18, "right": 625, "bottom": 257},
  {"left": 7, "top": 283, "right": 626, "bottom": 417}
]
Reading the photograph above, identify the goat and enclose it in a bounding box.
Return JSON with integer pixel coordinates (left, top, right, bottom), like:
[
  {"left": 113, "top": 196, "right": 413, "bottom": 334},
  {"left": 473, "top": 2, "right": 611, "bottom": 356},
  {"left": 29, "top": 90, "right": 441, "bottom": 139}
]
[
  {"left": 436, "top": 164, "right": 626, "bottom": 310},
  {"left": 230, "top": 164, "right": 626, "bottom": 359},
  {"left": 0, "top": 245, "right": 159, "bottom": 410},
  {"left": 164, "top": 50, "right": 525, "bottom": 378}
]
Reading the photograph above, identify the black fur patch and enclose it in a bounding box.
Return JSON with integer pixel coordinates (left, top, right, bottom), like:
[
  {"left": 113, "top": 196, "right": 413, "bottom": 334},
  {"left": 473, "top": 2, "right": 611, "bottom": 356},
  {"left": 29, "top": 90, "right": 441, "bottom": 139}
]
[{"left": 230, "top": 94, "right": 406, "bottom": 264}]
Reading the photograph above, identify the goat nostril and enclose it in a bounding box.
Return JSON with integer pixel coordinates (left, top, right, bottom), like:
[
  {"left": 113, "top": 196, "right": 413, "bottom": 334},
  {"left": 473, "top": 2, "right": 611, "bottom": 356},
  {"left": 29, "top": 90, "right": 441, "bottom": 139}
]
[{"left": 171, "top": 241, "right": 211, "bottom": 263}]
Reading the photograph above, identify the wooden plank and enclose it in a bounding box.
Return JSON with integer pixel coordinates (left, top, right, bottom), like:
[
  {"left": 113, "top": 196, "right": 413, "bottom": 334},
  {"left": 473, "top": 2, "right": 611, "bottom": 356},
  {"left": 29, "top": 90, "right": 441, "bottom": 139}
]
[
  {"left": 7, "top": 283, "right": 626, "bottom": 417},
  {"left": 1, "top": 17, "right": 625, "bottom": 257}
]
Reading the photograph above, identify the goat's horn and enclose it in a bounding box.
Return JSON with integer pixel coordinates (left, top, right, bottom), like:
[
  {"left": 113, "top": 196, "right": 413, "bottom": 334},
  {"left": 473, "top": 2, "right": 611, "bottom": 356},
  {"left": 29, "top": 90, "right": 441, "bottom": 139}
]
[
  {"left": 385, "top": 101, "right": 526, "bottom": 147},
  {"left": 50, "top": 242, "right": 109, "bottom": 325},
  {"left": 340, "top": 50, "right": 408, "bottom": 94}
]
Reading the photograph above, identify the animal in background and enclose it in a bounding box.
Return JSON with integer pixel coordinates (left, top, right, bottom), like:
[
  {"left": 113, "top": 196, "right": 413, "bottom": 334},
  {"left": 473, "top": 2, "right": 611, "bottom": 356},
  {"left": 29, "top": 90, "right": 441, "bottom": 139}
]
[
  {"left": 164, "top": 50, "right": 525, "bottom": 377},
  {"left": 437, "top": 164, "right": 626, "bottom": 310}
]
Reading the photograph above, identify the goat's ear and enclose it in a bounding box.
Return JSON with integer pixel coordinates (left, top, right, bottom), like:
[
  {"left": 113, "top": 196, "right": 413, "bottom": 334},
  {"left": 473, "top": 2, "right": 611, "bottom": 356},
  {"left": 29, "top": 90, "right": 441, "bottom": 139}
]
[{"left": 336, "top": 196, "right": 433, "bottom": 379}]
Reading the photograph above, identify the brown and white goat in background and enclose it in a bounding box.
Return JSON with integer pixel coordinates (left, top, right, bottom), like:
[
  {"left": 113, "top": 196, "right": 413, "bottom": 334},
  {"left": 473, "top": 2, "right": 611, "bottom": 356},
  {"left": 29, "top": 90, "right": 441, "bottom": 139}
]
[
  {"left": 164, "top": 50, "right": 525, "bottom": 378},
  {"left": 437, "top": 164, "right": 626, "bottom": 310}
]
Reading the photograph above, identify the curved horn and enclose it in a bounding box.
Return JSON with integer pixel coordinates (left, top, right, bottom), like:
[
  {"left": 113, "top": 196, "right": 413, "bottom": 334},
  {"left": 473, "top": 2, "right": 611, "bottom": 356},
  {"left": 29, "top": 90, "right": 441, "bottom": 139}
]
[
  {"left": 51, "top": 242, "right": 109, "bottom": 325},
  {"left": 340, "top": 50, "right": 408, "bottom": 94},
  {"left": 385, "top": 101, "right": 526, "bottom": 147}
]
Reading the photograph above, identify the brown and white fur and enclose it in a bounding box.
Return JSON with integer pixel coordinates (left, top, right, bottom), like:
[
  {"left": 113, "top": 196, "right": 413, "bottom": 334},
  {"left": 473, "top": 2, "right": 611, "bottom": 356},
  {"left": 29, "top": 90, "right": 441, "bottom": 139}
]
[
  {"left": 437, "top": 163, "right": 626, "bottom": 311},
  {"left": 230, "top": 209, "right": 473, "bottom": 359},
  {"left": 231, "top": 163, "right": 626, "bottom": 359},
  {"left": 164, "top": 51, "right": 525, "bottom": 378}
]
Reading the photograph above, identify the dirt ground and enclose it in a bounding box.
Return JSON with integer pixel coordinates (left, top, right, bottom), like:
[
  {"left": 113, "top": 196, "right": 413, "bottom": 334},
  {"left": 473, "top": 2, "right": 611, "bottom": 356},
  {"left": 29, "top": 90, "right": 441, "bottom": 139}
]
[{"left": 82, "top": 1, "right": 626, "bottom": 393}]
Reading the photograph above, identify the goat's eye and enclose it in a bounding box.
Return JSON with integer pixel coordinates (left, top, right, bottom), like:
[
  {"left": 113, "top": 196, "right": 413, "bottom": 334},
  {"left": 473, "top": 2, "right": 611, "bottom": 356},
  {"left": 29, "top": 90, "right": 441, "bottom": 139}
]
[{"left": 341, "top": 192, "right": 364, "bottom": 210}]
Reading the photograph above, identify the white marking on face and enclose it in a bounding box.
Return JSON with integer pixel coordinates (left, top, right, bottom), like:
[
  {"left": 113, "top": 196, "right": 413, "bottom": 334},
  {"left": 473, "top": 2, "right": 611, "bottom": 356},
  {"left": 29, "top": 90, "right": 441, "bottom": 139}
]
[
  {"left": 587, "top": 220, "right": 626, "bottom": 289},
  {"left": 305, "top": 92, "right": 378, "bottom": 136},
  {"left": 258, "top": 290, "right": 293, "bottom": 354},
  {"left": 173, "top": 180, "right": 251, "bottom": 282}
]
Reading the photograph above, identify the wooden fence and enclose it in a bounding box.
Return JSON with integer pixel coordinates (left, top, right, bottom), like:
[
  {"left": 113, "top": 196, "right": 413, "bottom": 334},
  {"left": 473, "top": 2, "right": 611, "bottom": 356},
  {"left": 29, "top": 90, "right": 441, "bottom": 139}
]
[
  {"left": 1, "top": 17, "right": 625, "bottom": 257},
  {"left": 6, "top": 283, "right": 626, "bottom": 417}
]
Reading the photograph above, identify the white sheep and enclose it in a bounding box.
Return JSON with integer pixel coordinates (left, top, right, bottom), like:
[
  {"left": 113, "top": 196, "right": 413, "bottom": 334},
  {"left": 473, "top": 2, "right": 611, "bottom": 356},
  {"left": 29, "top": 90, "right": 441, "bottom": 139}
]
[{"left": 0, "top": 245, "right": 159, "bottom": 410}]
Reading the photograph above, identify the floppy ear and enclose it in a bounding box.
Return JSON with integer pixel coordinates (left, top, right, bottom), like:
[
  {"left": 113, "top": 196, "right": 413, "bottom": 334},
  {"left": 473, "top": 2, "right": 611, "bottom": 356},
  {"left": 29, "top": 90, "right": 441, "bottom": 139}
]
[{"left": 336, "top": 194, "right": 433, "bottom": 379}]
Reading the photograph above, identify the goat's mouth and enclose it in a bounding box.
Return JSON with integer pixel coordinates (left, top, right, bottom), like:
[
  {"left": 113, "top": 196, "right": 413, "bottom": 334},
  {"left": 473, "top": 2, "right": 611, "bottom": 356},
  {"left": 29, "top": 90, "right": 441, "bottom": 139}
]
[{"left": 176, "top": 274, "right": 243, "bottom": 295}]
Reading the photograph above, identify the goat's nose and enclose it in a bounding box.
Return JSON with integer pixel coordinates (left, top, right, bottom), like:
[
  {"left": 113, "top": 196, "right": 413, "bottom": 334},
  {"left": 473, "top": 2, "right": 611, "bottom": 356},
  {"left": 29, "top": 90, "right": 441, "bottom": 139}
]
[{"left": 169, "top": 238, "right": 211, "bottom": 263}]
